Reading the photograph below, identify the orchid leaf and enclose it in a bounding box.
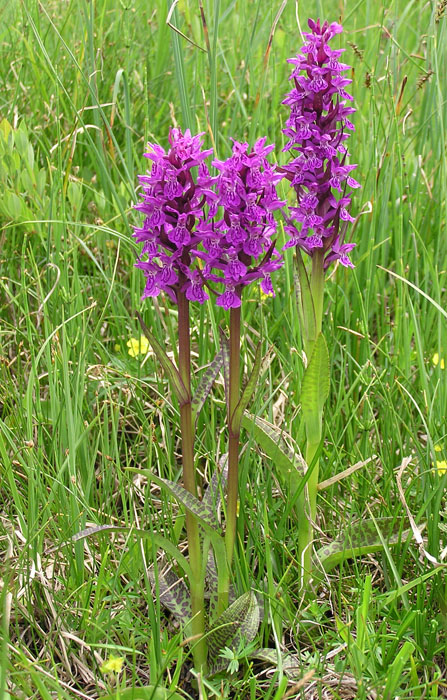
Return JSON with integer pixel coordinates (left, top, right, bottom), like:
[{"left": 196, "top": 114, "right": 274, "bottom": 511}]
[
  {"left": 295, "top": 249, "right": 316, "bottom": 346},
  {"left": 219, "top": 327, "right": 230, "bottom": 412},
  {"left": 202, "top": 454, "right": 228, "bottom": 511},
  {"left": 191, "top": 348, "right": 224, "bottom": 427},
  {"left": 300, "top": 332, "right": 329, "bottom": 441},
  {"left": 72, "top": 524, "right": 192, "bottom": 580},
  {"left": 231, "top": 343, "right": 262, "bottom": 435},
  {"left": 317, "top": 518, "right": 409, "bottom": 573},
  {"left": 208, "top": 591, "right": 260, "bottom": 662},
  {"left": 149, "top": 473, "right": 220, "bottom": 532},
  {"left": 249, "top": 648, "right": 301, "bottom": 680},
  {"left": 206, "top": 548, "right": 219, "bottom": 621},
  {"left": 136, "top": 311, "right": 188, "bottom": 406},
  {"left": 148, "top": 566, "right": 192, "bottom": 625},
  {"left": 206, "top": 546, "right": 236, "bottom": 622},
  {"left": 99, "top": 687, "right": 183, "bottom": 700},
  {"left": 241, "top": 412, "right": 305, "bottom": 489}
]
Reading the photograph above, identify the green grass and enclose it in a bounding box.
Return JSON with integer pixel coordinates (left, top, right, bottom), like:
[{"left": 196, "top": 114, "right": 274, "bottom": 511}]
[{"left": 1, "top": 0, "right": 447, "bottom": 697}]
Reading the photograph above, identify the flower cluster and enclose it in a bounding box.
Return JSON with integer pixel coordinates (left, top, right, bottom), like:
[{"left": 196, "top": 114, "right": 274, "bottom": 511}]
[
  {"left": 134, "top": 133, "right": 284, "bottom": 310},
  {"left": 282, "top": 18, "right": 359, "bottom": 268},
  {"left": 196, "top": 138, "right": 285, "bottom": 310},
  {"left": 133, "top": 128, "right": 215, "bottom": 303}
]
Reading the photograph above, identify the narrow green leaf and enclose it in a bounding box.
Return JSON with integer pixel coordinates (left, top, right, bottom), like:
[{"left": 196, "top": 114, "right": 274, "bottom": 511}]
[
  {"left": 383, "top": 641, "right": 415, "bottom": 698},
  {"left": 300, "top": 332, "right": 330, "bottom": 442},
  {"left": 295, "top": 249, "right": 316, "bottom": 345},
  {"left": 149, "top": 567, "right": 192, "bottom": 624},
  {"left": 72, "top": 524, "right": 192, "bottom": 580},
  {"left": 219, "top": 327, "right": 230, "bottom": 412},
  {"left": 207, "top": 591, "right": 260, "bottom": 662},
  {"left": 136, "top": 311, "right": 188, "bottom": 406},
  {"left": 231, "top": 343, "right": 262, "bottom": 434},
  {"left": 191, "top": 348, "right": 224, "bottom": 427},
  {"left": 241, "top": 412, "right": 305, "bottom": 487},
  {"left": 168, "top": 0, "right": 193, "bottom": 130},
  {"left": 149, "top": 473, "right": 220, "bottom": 532},
  {"left": 317, "top": 518, "right": 410, "bottom": 573},
  {"left": 99, "top": 686, "right": 183, "bottom": 700}
]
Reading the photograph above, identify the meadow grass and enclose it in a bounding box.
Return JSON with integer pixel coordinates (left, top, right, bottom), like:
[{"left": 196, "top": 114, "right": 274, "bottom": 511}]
[{"left": 1, "top": 0, "right": 447, "bottom": 697}]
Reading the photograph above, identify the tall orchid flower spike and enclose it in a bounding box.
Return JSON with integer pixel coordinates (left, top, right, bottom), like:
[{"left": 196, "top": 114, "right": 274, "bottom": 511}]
[
  {"left": 195, "top": 138, "right": 284, "bottom": 603},
  {"left": 133, "top": 128, "right": 217, "bottom": 674},
  {"left": 134, "top": 127, "right": 215, "bottom": 304},
  {"left": 196, "top": 137, "right": 285, "bottom": 309},
  {"left": 281, "top": 19, "right": 359, "bottom": 589},
  {"left": 282, "top": 18, "right": 359, "bottom": 270}
]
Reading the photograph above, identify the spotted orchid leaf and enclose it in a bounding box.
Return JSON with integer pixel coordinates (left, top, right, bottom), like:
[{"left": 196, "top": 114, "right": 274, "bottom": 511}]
[
  {"left": 72, "top": 524, "right": 192, "bottom": 580},
  {"left": 202, "top": 454, "right": 228, "bottom": 511},
  {"left": 206, "top": 547, "right": 236, "bottom": 623},
  {"left": 191, "top": 348, "right": 224, "bottom": 427},
  {"left": 208, "top": 591, "right": 260, "bottom": 663},
  {"left": 241, "top": 412, "right": 305, "bottom": 490},
  {"left": 149, "top": 473, "right": 220, "bottom": 532},
  {"left": 148, "top": 566, "right": 192, "bottom": 625},
  {"left": 136, "top": 311, "right": 189, "bottom": 406},
  {"left": 231, "top": 343, "right": 262, "bottom": 435},
  {"left": 317, "top": 518, "right": 410, "bottom": 573},
  {"left": 249, "top": 648, "right": 302, "bottom": 680}
]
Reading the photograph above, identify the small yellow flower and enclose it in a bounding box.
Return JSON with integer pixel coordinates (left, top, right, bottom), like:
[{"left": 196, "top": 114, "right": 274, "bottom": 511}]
[
  {"left": 100, "top": 655, "right": 125, "bottom": 673},
  {"left": 114, "top": 343, "right": 121, "bottom": 352},
  {"left": 435, "top": 460, "right": 447, "bottom": 475},
  {"left": 435, "top": 445, "right": 442, "bottom": 453},
  {"left": 432, "top": 353, "right": 445, "bottom": 369},
  {"left": 127, "top": 335, "right": 150, "bottom": 358},
  {"left": 260, "top": 290, "right": 274, "bottom": 301}
]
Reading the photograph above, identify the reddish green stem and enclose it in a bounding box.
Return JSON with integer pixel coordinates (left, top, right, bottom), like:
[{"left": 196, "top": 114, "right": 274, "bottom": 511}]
[
  {"left": 225, "top": 305, "right": 241, "bottom": 569},
  {"left": 177, "top": 287, "right": 207, "bottom": 673}
]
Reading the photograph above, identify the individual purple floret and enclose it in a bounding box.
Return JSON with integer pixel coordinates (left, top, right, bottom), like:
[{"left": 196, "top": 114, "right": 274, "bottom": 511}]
[
  {"left": 133, "top": 128, "right": 216, "bottom": 302},
  {"left": 195, "top": 138, "right": 285, "bottom": 309},
  {"left": 282, "top": 18, "right": 359, "bottom": 268}
]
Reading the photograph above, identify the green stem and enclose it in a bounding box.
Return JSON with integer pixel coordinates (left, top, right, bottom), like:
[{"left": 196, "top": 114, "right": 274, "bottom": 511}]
[
  {"left": 307, "top": 249, "right": 324, "bottom": 355},
  {"left": 221, "top": 305, "right": 241, "bottom": 608},
  {"left": 298, "top": 438, "right": 321, "bottom": 589},
  {"left": 177, "top": 288, "right": 207, "bottom": 673},
  {"left": 299, "top": 250, "right": 325, "bottom": 591}
]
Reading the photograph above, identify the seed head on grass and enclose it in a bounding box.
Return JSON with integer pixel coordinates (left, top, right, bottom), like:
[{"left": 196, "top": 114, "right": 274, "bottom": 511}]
[
  {"left": 196, "top": 138, "right": 285, "bottom": 309},
  {"left": 133, "top": 128, "right": 215, "bottom": 304},
  {"left": 282, "top": 18, "right": 359, "bottom": 268}
]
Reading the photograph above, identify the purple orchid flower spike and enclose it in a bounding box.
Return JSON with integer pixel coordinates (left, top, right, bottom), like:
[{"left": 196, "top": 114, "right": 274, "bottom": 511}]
[
  {"left": 195, "top": 137, "right": 285, "bottom": 309},
  {"left": 282, "top": 18, "right": 359, "bottom": 268},
  {"left": 133, "top": 128, "right": 216, "bottom": 302}
]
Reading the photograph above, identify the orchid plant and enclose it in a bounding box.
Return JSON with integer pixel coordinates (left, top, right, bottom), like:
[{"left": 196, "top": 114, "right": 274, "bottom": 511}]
[
  {"left": 282, "top": 17, "right": 359, "bottom": 588},
  {"left": 129, "top": 129, "right": 283, "bottom": 675},
  {"left": 74, "top": 17, "right": 410, "bottom": 688}
]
